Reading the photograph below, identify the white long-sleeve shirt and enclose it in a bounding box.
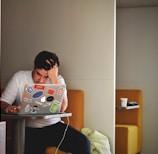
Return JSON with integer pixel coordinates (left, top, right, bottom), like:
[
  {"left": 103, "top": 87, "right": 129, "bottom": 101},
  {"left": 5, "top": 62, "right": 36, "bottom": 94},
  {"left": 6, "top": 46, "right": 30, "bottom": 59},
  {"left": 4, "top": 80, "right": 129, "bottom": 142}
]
[{"left": 0, "top": 71, "right": 67, "bottom": 128}]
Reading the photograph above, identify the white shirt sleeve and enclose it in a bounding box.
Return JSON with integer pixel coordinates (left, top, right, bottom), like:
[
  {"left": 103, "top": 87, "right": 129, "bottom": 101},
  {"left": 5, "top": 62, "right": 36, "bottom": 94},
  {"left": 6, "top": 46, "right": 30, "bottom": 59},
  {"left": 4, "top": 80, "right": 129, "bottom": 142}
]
[
  {"left": 0, "top": 72, "right": 19, "bottom": 105},
  {"left": 0, "top": 71, "right": 33, "bottom": 105}
]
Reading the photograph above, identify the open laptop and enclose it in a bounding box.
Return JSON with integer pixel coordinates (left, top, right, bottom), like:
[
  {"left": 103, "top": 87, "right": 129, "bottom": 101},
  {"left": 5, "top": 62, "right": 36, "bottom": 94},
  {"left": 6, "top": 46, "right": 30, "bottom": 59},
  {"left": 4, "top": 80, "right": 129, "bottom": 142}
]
[{"left": 18, "top": 84, "right": 66, "bottom": 114}]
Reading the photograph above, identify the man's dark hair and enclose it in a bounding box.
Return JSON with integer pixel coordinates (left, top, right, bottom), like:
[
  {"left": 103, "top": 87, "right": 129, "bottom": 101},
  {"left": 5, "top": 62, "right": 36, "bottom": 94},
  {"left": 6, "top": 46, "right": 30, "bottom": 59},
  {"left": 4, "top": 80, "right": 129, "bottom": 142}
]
[{"left": 34, "top": 51, "right": 60, "bottom": 70}]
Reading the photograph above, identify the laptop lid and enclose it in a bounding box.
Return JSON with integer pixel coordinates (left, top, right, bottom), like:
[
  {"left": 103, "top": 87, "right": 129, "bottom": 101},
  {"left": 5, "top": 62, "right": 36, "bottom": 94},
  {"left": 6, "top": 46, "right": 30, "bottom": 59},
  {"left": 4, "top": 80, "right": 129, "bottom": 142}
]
[{"left": 19, "top": 84, "right": 66, "bottom": 114}]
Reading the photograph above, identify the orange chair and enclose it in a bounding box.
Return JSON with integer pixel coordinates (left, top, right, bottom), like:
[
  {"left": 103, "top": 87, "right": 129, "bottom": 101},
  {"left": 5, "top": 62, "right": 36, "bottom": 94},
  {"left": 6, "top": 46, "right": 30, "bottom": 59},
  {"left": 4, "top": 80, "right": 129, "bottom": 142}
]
[{"left": 115, "top": 89, "right": 142, "bottom": 154}]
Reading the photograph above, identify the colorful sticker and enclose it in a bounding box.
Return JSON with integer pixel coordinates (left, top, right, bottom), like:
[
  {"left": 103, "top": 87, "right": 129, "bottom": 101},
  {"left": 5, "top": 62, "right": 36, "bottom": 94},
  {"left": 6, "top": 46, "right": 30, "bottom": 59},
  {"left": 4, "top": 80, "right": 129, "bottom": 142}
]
[
  {"left": 23, "top": 97, "right": 28, "bottom": 102},
  {"left": 32, "top": 91, "right": 43, "bottom": 98},
  {"left": 25, "top": 104, "right": 30, "bottom": 112},
  {"left": 34, "top": 101, "right": 43, "bottom": 106},
  {"left": 30, "top": 105, "right": 39, "bottom": 114},
  {"left": 34, "top": 84, "right": 45, "bottom": 90},
  {"left": 57, "top": 87, "right": 64, "bottom": 95},
  {"left": 50, "top": 101, "right": 60, "bottom": 113},
  {"left": 27, "top": 87, "right": 33, "bottom": 93},
  {"left": 47, "top": 89, "right": 55, "bottom": 95},
  {"left": 46, "top": 96, "right": 54, "bottom": 102},
  {"left": 43, "top": 102, "right": 51, "bottom": 107},
  {"left": 23, "top": 97, "right": 32, "bottom": 103}
]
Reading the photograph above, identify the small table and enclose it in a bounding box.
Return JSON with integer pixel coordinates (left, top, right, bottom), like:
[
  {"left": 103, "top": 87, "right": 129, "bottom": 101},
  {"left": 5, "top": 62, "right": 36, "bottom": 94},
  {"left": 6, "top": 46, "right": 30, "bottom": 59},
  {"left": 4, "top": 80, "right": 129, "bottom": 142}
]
[
  {"left": 1, "top": 113, "right": 72, "bottom": 154},
  {"left": 116, "top": 105, "right": 139, "bottom": 110}
]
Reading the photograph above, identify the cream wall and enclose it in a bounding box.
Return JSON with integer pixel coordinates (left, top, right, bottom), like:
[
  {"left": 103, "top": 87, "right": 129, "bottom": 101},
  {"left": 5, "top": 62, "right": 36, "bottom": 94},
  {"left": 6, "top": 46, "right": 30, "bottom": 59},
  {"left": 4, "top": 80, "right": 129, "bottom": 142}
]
[
  {"left": 1, "top": 0, "right": 116, "bottom": 153},
  {"left": 116, "top": 6, "right": 158, "bottom": 154}
]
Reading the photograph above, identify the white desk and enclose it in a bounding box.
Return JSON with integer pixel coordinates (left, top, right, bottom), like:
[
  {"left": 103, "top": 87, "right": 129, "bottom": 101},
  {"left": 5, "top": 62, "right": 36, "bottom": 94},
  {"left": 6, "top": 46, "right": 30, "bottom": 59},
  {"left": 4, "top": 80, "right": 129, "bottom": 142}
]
[
  {"left": 1, "top": 113, "right": 72, "bottom": 154},
  {"left": 116, "top": 105, "right": 139, "bottom": 110}
]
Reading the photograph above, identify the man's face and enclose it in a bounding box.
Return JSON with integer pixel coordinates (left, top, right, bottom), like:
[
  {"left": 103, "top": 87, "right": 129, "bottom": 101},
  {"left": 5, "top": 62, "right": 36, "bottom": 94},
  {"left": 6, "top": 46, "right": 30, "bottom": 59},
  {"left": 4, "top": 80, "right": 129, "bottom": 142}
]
[{"left": 32, "top": 68, "right": 49, "bottom": 84}]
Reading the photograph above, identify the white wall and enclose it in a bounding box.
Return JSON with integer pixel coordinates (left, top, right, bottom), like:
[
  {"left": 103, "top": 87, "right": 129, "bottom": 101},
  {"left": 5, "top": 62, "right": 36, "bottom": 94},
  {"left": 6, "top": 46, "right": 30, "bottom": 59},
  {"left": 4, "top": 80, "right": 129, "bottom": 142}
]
[
  {"left": 116, "top": 6, "right": 158, "bottom": 154},
  {"left": 1, "top": 0, "right": 116, "bottom": 153}
]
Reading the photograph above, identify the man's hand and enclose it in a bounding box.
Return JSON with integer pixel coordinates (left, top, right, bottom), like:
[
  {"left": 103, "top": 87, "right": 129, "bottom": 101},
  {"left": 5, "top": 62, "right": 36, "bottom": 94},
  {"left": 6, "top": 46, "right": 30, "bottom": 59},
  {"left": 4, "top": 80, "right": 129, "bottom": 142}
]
[
  {"left": 5, "top": 105, "right": 21, "bottom": 113},
  {"left": 46, "top": 59, "right": 59, "bottom": 84},
  {"left": 48, "top": 64, "right": 59, "bottom": 83}
]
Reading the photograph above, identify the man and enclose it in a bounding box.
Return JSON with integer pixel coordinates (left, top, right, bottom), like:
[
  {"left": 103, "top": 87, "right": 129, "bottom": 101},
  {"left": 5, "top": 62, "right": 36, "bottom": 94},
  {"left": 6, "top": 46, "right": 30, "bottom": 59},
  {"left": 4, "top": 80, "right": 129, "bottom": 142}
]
[{"left": 0, "top": 50, "right": 90, "bottom": 154}]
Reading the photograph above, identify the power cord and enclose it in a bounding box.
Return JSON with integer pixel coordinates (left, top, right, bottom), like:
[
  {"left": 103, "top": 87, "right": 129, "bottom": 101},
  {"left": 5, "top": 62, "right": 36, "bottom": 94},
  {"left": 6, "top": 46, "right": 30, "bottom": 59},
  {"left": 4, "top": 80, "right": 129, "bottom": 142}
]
[{"left": 54, "top": 116, "right": 70, "bottom": 154}]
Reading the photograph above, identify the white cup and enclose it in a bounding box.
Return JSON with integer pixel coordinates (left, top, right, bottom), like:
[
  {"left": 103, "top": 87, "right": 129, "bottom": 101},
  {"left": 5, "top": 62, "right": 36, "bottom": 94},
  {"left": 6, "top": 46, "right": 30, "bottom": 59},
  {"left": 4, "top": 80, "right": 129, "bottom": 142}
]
[{"left": 120, "top": 98, "right": 128, "bottom": 107}]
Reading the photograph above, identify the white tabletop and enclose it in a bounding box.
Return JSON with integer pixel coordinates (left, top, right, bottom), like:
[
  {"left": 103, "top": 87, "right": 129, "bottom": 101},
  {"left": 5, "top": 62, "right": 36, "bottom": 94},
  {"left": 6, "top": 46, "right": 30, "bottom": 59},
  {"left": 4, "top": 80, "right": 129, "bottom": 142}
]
[{"left": 1, "top": 112, "right": 72, "bottom": 119}]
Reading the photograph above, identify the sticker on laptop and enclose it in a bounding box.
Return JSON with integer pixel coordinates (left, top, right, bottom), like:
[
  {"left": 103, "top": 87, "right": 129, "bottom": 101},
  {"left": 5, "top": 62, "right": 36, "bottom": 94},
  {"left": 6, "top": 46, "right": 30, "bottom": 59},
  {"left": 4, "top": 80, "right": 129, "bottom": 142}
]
[{"left": 49, "top": 101, "right": 60, "bottom": 113}]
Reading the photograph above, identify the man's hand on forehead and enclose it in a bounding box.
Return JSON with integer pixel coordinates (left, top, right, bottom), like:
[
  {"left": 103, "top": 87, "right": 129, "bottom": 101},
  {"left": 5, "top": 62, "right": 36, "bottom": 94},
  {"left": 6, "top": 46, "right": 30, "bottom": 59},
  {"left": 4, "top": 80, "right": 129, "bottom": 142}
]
[
  {"left": 46, "top": 59, "right": 55, "bottom": 67},
  {"left": 46, "top": 60, "right": 59, "bottom": 84}
]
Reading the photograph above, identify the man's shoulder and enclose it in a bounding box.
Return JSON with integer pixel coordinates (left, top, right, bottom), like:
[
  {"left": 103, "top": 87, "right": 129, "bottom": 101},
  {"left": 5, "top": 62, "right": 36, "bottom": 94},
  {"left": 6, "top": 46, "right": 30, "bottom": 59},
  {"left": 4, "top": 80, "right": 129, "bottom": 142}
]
[
  {"left": 13, "top": 71, "right": 33, "bottom": 84},
  {"left": 14, "top": 70, "right": 32, "bottom": 76},
  {"left": 13, "top": 71, "right": 32, "bottom": 81}
]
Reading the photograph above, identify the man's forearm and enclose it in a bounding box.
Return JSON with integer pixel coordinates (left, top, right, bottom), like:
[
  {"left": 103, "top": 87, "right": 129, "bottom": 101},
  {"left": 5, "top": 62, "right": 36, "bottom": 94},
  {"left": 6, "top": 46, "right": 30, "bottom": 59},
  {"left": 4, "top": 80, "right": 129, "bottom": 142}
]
[
  {"left": 0, "top": 101, "right": 10, "bottom": 112},
  {"left": 1, "top": 101, "right": 21, "bottom": 113}
]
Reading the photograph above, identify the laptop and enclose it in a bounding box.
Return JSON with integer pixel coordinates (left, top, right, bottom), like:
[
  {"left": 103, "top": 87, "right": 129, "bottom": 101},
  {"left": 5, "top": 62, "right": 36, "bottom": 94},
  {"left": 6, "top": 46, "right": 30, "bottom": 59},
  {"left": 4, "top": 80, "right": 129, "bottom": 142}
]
[{"left": 18, "top": 84, "right": 66, "bottom": 114}]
